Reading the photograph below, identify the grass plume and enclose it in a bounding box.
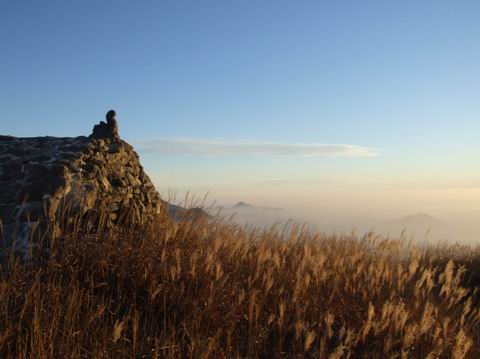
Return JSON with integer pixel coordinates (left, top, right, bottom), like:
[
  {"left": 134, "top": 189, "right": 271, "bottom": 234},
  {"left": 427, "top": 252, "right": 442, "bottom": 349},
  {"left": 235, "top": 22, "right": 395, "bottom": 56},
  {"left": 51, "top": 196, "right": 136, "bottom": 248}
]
[{"left": 1, "top": 205, "right": 479, "bottom": 357}]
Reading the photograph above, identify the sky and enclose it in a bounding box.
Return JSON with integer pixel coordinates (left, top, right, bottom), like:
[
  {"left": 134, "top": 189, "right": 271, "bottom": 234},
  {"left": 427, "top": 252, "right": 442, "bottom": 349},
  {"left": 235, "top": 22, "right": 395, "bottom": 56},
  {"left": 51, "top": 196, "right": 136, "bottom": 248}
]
[{"left": 1, "top": 1, "right": 480, "bottom": 232}]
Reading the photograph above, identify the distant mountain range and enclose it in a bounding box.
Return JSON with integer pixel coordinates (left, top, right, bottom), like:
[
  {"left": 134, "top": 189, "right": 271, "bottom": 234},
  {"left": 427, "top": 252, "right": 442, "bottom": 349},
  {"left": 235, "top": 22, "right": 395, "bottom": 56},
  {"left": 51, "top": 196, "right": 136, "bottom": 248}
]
[
  {"left": 218, "top": 202, "right": 459, "bottom": 239},
  {"left": 227, "top": 204, "right": 446, "bottom": 229},
  {"left": 204, "top": 201, "right": 467, "bottom": 242}
]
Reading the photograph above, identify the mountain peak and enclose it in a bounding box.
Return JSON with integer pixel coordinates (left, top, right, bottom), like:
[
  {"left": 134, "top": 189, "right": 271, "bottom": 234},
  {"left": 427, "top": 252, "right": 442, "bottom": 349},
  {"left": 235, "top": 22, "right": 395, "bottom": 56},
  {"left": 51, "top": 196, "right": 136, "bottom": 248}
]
[{"left": 233, "top": 201, "right": 252, "bottom": 208}]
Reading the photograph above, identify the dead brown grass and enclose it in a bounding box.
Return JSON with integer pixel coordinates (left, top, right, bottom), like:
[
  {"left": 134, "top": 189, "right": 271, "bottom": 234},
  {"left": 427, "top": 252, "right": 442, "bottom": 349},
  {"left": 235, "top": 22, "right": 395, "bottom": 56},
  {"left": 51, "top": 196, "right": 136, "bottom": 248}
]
[{"left": 1, "top": 210, "right": 480, "bottom": 358}]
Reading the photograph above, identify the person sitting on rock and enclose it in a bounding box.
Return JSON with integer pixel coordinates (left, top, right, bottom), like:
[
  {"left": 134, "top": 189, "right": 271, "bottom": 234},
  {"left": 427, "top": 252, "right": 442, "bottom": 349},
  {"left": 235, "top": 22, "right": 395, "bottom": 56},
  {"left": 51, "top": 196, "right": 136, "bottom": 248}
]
[
  {"left": 106, "top": 110, "right": 119, "bottom": 136},
  {"left": 90, "top": 109, "right": 120, "bottom": 139}
]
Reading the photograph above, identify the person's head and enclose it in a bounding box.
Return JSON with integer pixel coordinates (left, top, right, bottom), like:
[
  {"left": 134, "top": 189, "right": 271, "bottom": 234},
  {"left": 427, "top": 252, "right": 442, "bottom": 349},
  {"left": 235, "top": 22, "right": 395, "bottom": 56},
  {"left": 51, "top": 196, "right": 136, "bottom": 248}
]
[{"left": 106, "top": 109, "right": 116, "bottom": 122}]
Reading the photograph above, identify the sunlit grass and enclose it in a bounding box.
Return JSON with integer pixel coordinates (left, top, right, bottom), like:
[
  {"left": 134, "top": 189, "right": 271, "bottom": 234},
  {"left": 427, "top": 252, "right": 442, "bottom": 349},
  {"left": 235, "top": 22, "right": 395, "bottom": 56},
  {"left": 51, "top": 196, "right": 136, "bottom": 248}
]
[{"left": 1, "top": 205, "right": 479, "bottom": 357}]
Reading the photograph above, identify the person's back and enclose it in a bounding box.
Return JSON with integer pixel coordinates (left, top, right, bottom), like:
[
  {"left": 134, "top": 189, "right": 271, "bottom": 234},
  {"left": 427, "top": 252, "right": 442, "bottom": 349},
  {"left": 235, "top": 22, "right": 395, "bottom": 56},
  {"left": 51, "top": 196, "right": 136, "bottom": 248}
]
[
  {"left": 106, "top": 110, "right": 119, "bottom": 137},
  {"left": 90, "top": 109, "right": 120, "bottom": 139}
]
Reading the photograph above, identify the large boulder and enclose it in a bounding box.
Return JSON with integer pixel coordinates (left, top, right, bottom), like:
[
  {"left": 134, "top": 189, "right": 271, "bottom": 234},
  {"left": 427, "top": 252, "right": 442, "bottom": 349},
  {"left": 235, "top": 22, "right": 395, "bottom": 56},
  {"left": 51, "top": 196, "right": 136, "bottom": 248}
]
[{"left": 0, "top": 113, "right": 163, "bottom": 259}]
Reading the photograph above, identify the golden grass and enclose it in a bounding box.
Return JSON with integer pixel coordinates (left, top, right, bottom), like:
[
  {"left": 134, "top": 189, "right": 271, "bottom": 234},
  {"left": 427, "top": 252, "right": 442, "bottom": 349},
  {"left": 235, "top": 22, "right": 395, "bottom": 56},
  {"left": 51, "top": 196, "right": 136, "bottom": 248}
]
[{"left": 1, "top": 209, "right": 480, "bottom": 358}]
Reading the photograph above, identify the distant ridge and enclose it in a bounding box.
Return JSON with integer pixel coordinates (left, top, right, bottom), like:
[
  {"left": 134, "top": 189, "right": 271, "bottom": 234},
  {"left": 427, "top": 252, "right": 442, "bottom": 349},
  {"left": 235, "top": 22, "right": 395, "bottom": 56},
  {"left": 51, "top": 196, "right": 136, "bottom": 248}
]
[
  {"left": 233, "top": 201, "right": 253, "bottom": 208},
  {"left": 396, "top": 213, "right": 445, "bottom": 227},
  {"left": 232, "top": 201, "right": 283, "bottom": 211}
]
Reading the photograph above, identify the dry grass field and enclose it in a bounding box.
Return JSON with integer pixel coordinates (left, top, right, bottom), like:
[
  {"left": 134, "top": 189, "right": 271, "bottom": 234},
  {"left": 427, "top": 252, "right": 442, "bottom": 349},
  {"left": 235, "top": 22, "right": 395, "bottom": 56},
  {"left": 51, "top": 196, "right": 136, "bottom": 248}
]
[{"left": 1, "top": 207, "right": 480, "bottom": 358}]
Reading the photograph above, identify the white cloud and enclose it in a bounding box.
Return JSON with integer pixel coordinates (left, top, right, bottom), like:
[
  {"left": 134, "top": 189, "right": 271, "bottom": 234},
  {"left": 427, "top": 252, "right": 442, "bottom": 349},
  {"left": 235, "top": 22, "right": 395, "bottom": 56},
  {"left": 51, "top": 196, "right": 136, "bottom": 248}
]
[{"left": 134, "top": 138, "right": 380, "bottom": 158}]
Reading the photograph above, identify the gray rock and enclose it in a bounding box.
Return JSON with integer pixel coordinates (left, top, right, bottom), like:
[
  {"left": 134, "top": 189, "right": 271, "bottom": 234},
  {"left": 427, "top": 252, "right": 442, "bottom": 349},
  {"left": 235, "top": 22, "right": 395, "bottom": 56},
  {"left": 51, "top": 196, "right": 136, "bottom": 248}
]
[{"left": 0, "top": 113, "right": 164, "bottom": 260}]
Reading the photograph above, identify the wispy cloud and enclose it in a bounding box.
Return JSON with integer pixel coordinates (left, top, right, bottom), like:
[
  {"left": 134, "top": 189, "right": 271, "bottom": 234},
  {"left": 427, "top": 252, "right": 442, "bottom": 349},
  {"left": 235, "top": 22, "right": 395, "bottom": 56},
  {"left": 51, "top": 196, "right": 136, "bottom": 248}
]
[
  {"left": 134, "top": 138, "right": 380, "bottom": 157},
  {"left": 251, "top": 176, "right": 380, "bottom": 186}
]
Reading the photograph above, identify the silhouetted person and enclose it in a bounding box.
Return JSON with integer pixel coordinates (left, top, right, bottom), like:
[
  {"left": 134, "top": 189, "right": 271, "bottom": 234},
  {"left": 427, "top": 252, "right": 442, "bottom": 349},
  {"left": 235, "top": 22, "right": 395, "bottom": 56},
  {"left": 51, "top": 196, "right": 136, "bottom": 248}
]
[
  {"left": 106, "top": 109, "right": 119, "bottom": 137},
  {"left": 91, "top": 109, "right": 120, "bottom": 139}
]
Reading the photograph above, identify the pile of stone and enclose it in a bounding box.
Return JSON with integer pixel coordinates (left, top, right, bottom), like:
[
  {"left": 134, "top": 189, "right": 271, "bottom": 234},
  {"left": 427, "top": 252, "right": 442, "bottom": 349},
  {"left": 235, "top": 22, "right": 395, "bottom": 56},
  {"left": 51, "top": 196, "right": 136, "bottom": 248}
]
[{"left": 0, "top": 110, "right": 163, "bottom": 258}]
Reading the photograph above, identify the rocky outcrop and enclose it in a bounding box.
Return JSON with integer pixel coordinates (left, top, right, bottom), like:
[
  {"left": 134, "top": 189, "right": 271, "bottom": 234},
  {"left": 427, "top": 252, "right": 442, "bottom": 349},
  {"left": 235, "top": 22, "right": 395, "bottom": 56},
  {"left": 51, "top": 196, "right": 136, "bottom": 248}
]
[{"left": 0, "top": 113, "right": 163, "bottom": 258}]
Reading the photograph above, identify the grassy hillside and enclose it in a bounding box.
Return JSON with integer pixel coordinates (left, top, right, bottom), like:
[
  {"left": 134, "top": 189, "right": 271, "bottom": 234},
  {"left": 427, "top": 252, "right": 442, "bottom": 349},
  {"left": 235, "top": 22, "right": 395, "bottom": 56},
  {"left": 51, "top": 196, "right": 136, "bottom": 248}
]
[{"left": 1, "top": 209, "right": 480, "bottom": 358}]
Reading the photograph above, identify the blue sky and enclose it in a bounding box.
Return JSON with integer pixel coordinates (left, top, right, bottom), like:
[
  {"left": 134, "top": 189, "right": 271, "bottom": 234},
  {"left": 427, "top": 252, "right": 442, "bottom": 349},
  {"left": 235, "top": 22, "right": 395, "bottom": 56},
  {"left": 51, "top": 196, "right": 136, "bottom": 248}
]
[{"left": 1, "top": 0, "right": 480, "bottom": 215}]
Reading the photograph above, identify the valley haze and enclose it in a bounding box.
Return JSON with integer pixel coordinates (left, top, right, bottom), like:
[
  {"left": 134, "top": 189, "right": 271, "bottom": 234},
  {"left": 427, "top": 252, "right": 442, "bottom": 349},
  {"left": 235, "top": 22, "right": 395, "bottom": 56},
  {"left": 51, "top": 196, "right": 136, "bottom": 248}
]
[{"left": 165, "top": 198, "right": 479, "bottom": 245}]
